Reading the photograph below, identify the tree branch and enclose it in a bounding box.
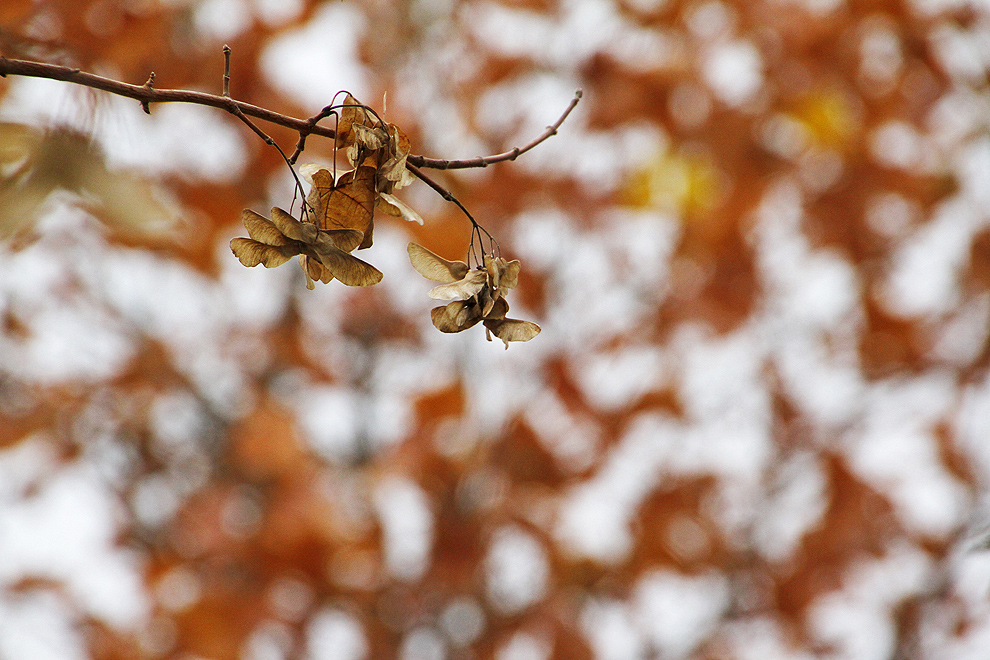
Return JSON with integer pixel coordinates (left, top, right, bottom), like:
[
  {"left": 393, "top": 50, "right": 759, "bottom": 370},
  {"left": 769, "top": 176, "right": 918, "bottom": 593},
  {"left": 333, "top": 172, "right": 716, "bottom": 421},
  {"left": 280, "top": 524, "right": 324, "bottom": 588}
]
[
  {"left": 0, "top": 56, "right": 581, "bottom": 174},
  {"left": 0, "top": 56, "right": 340, "bottom": 141}
]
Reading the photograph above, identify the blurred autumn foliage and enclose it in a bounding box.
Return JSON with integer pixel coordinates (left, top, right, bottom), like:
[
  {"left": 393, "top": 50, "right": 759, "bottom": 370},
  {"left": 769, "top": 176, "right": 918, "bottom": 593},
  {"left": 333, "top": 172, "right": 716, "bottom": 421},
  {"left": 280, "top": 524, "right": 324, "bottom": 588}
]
[{"left": 3, "top": 0, "right": 990, "bottom": 659}]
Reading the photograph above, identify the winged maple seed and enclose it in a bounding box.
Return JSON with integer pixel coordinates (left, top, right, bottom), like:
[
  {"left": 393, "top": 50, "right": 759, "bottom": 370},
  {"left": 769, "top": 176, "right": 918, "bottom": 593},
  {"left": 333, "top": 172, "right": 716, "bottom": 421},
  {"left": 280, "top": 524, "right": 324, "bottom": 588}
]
[
  {"left": 407, "top": 242, "right": 540, "bottom": 348},
  {"left": 230, "top": 207, "right": 382, "bottom": 287}
]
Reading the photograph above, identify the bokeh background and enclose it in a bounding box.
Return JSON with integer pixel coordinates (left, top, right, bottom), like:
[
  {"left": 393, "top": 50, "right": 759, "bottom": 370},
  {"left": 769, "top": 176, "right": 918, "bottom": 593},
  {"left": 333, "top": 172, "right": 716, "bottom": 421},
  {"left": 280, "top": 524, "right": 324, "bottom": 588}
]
[{"left": 2, "top": 0, "right": 990, "bottom": 658}]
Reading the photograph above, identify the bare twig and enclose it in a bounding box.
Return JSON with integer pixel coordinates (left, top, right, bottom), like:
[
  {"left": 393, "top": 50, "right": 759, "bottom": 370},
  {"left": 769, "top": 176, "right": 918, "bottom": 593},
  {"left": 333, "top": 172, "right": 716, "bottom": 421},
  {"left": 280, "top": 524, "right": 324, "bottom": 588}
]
[
  {"left": 221, "top": 45, "right": 231, "bottom": 97},
  {"left": 406, "top": 89, "right": 582, "bottom": 170}
]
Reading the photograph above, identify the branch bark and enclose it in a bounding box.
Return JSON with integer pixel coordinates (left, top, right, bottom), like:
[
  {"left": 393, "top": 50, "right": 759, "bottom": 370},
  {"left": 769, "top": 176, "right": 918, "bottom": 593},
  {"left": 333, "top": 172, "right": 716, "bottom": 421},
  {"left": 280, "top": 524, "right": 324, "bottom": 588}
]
[
  {"left": 0, "top": 56, "right": 581, "bottom": 172},
  {"left": 0, "top": 56, "right": 341, "bottom": 140}
]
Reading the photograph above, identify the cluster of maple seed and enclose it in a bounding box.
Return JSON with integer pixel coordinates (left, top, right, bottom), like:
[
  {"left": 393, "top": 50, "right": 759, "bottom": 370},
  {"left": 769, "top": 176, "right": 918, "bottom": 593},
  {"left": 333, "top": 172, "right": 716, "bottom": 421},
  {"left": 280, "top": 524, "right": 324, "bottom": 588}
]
[{"left": 230, "top": 95, "right": 539, "bottom": 347}]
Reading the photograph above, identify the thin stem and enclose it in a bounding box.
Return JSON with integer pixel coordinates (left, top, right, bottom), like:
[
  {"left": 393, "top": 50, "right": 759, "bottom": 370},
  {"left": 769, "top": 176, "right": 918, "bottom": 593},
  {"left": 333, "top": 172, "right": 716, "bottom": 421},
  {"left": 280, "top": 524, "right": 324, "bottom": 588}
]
[
  {"left": 290, "top": 104, "right": 338, "bottom": 164},
  {"left": 406, "top": 163, "right": 475, "bottom": 221},
  {"left": 225, "top": 100, "right": 309, "bottom": 221},
  {"left": 408, "top": 163, "right": 498, "bottom": 266},
  {"left": 406, "top": 89, "right": 582, "bottom": 170}
]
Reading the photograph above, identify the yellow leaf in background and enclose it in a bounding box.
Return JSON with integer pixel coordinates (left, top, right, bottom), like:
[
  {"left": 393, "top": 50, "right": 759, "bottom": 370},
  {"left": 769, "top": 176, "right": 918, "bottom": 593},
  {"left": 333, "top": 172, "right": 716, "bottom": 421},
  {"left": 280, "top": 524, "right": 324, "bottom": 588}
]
[
  {"left": 792, "top": 89, "right": 859, "bottom": 149},
  {"left": 622, "top": 151, "right": 721, "bottom": 215},
  {"left": 0, "top": 123, "right": 181, "bottom": 240}
]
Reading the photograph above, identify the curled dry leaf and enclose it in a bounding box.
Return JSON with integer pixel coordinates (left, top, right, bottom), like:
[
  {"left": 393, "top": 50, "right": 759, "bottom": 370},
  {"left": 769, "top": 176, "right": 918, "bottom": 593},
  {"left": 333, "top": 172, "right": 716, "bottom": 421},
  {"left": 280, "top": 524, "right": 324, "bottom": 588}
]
[
  {"left": 378, "top": 193, "right": 423, "bottom": 225},
  {"left": 407, "top": 242, "right": 469, "bottom": 283},
  {"left": 483, "top": 295, "right": 509, "bottom": 320},
  {"left": 230, "top": 237, "right": 295, "bottom": 268},
  {"left": 484, "top": 254, "right": 521, "bottom": 300},
  {"left": 312, "top": 244, "right": 383, "bottom": 287},
  {"left": 351, "top": 123, "right": 388, "bottom": 151},
  {"left": 428, "top": 268, "right": 488, "bottom": 300},
  {"left": 335, "top": 93, "right": 372, "bottom": 149},
  {"left": 379, "top": 124, "right": 414, "bottom": 190},
  {"left": 431, "top": 300, "right": 483, "bottom": 333},
  {"left": 300, "top": 255, "right": 332, "bottom": 289},
  {"left": 315, "top": 228, "right": 364, "bottom": 254}
]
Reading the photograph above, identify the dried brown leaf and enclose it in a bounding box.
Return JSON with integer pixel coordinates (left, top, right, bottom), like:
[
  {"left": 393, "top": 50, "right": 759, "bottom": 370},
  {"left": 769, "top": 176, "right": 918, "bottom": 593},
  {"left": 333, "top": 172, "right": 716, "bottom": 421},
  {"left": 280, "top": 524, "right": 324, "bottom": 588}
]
[
  {"left": 484, "top": 296, "right": 509, "bottom": 320},
  {"left": 336, "top": 93, "right": 372, "bottom": 147},
  {"left": 485, "top": 255, "right": 521, "bottom": 298},
  {"left": 300, "top": 254, "right": 334, "bottom": 289},
  {"left": 352, "top": 123, "right": 388, "bottom": 151},
  {"left": 358, "top": 215, "right": 374, "bottom": 250},
  {"left": 408, "top": 243, "right": 469, "bottom": 283},
  {"left": 313, "top": 166, "right": 376, "bottom": 245},
  {"left": 379, "top": 124, "right": 411, "bottom": 187},
  {"left": 314, "top": 228, "right": 364, "bottom": 253},
  {"left": 499, "top": 259, "right": 521, "bottom": 292}
]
